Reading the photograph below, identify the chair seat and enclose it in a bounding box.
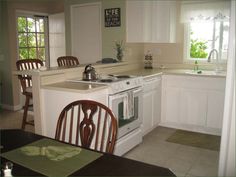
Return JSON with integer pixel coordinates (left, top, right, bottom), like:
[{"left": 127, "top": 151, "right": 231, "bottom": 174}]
[
  {"left": 24, "top": 87, "right": 32, "bottom": 97},
  {"left": 25, "top": 87, "right": 32, "bottom": 93}
]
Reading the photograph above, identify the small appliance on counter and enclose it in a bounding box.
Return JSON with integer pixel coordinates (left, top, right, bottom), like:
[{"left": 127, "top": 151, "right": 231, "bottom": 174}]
[
  {"left": 144, "top": 51, "right": 153, "bottom": 69},
  {"left": 82, "top": 64, "right": 98, "bottom": 81}
]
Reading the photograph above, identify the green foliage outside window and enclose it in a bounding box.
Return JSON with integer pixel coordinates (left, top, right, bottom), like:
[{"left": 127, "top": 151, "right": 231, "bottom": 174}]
[
  {"left": 17, "top": 17, "right": 45, "bottom": 61},
  {"left": 190, "top": 30, "right": 208, "bottom": 59},
  {"left": 190, "top": 39, "right": 208, "bottom": 59}
]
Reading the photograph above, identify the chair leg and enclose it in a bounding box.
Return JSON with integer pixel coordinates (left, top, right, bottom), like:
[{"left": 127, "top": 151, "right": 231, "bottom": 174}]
[{"left": 21, "top": 96, "right": 30, "bottom": 130}]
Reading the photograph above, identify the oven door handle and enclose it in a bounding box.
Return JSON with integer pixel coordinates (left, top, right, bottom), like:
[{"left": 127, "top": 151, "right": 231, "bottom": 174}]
[
  {"left": 133, "top": 88, "right": 143, "bottom": 94},
  {"left": 109, "top": 92, "right": 127, "bottom": 101},
  {"left": 109, "top": 87, "right": 142, "bottom": 99}
]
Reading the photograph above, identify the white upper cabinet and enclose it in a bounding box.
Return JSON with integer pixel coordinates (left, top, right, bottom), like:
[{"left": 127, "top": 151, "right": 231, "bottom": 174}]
[
  {"left": 126, "top": 0, "right": 176, "bottom": 43},
  {"left": 126, "top": 0, "right": 145, "bottom": 42}
]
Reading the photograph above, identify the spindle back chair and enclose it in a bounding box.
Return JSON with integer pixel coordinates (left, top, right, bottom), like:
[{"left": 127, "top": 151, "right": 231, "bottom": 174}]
[
  {"left": 55, "top": 100, "right": 118, "bottom": 154},
  {"left": 57, "top": 56, "right": 79, "bottom": 67}
]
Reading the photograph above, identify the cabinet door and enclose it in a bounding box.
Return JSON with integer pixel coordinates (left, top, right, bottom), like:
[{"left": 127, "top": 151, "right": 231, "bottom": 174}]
[
  {"left": 126, "top": 0, "right": 144, "bottom": 42},
  {"left": 151, "top": 1, "right": 176, "bottom": 43},
  {"left": 164, "top": 87, "right": 181, "bottom": 123},
  {"left": 180, "top": 89, "right": 207, "bottom": 126},
  {"left": 142, "top": 91, "right": 153, "bottom": 135},
  {"left": 207, "top": 91, "right": 225, "bottom": 129},
  {"left": 153, "top": 81, "right": 161, "bottom": 127},
  {"left": 126, "top": 0, "right": 176, "bottom": 43}
]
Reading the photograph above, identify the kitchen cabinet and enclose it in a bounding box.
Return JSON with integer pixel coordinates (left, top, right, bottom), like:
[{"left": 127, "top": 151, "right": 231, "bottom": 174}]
[
  {"left": 126, "top": 0, "right": 176, "bottom": 43},
  {"left": 180, "top": 89, "right": 207, "bottom": 126},
  {"left": 142, "top": 75, "right": 162, "bottom": 135},
  {"left": 164, "top": 87, "right": 181, "bottom": 124},
  {"left": 161, "top": 75, "right": 226, "bottom": 135},
  {"left": 207, "top": 91, "right": 225, "bottom": 129}
]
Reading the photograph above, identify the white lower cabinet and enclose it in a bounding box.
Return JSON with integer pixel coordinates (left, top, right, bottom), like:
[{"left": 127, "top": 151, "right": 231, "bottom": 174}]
[
  {"left": 164, "top": 87, "right": 181, "bottom": 124},
  {"left": 207, "top": 91, "right": 225, "bottom": 129},
  {"left": 142, "top": 75, "right": 162, "bottom": 135},
  {"left": 180, "top": 89, "right": 207, "bottom": 126},
  {"left": 161, "top": 75, "right": 226, "bottom": 135}
]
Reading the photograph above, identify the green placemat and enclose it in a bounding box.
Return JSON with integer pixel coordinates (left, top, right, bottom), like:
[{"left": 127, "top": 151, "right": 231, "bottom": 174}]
[
  {"left": 1, "top": 138, "right": 102, "bottom": 177},
  {"left": 166, "top": 130, "right": 221, "bottom": 151}
]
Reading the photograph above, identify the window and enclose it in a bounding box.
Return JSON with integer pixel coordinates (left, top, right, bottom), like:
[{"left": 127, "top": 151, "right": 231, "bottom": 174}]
[
  {"left": 181, "top": 0, "right": 231, "bottom": 62},
  {"left": 17, "top": 14, "right": 48, "bottom": 62},
  {"left": 185, "top": 19, "right": 229, "bottom": 62}
]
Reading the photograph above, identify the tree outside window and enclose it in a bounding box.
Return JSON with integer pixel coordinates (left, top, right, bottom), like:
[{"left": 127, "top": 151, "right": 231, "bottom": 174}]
[
  {"left": 188, "top": 20, "right": 229, "bottom": 61},
  {"left": 17, "top": 16, "right": 47, "bottom": 61}
]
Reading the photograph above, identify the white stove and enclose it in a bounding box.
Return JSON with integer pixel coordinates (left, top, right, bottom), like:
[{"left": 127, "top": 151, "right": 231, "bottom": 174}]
[
  {"left": 67, "top": 74, "right": 143, "bottom": 156},
  {"left": 68, "top": 75, "right": 143, "bottom": 94}
]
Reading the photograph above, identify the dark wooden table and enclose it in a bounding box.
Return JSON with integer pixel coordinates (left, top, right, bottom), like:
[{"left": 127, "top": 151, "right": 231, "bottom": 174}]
[{"left": 0, "top": 129, "right": 176, "bottom": 176}]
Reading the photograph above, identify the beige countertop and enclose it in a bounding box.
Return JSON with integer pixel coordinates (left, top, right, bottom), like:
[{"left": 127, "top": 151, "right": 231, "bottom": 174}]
[
  {"left": 41, "top": 68, "right": 226, "bottom": 93},
  {"left": 113, "top": 68, "right": 226, "bottom": 78},
  {"left": 42, "top": 81, "right": 108, "bottom": 93}
]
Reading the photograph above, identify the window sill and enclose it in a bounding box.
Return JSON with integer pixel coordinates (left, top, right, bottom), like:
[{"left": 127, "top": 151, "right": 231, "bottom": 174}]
[{"left": 183, "top": 59, "right": 227, "bottom": 65}]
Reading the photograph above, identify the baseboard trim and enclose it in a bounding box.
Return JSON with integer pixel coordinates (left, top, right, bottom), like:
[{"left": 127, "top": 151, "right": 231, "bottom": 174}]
[{"left": 0, "top": 104, "right": 22, "bottom": 111}]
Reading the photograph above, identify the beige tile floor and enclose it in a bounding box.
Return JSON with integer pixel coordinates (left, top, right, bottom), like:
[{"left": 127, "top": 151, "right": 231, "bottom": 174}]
[
  {"left": 124, "top": 127, "right": 220, "bottom": 177},
  {"left": 0, "top": 109, "right": 34, "bottom": 133},
  {"left": 0, "top": 109, "right": 219, "bottom": 177}
]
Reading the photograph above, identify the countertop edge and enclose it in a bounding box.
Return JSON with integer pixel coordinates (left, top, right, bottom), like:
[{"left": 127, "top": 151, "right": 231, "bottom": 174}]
[
  {"left": 41, "top": 84, "right": 109, "bottom": 93},
  {"left": 40, "top": 69, "right": 226, "bottom": 92}
]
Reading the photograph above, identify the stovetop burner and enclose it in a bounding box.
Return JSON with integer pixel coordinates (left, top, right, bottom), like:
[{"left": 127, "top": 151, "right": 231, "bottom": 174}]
[
  {"left": 100, "top": 79, "right": 113, "bottom": 83},
  {"left": 67, "top": 74, "right": 143, "bottom": 93},
  {"left": 116, "top": 75, "right": 131, "bottom": 79}
]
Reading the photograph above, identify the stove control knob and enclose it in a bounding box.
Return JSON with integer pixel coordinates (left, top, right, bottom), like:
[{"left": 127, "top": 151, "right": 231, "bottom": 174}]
[{"left": 126, "top": 81, "right": 130, "bottom": 85}]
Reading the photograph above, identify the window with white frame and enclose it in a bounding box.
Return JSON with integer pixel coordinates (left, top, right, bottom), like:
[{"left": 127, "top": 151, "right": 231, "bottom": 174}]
[
  {"left": 181, "top": 0, "right": 231, "bottom": 62},
  {"left": 17, "top": 13, "right": 49, "bottom": 62}
]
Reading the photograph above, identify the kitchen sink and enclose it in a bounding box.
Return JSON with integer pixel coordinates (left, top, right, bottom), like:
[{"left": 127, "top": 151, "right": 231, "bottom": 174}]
[{"left": 185, "top": 70, "right": 226, "bottom": 76}]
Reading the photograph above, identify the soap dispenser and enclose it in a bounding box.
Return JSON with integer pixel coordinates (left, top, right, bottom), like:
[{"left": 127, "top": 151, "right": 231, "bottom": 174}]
[{"left": 194, "top": 60, "right": 199, "bottom": 71}]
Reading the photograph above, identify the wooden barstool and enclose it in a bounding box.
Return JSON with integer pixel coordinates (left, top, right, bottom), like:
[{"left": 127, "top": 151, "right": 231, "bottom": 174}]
[
  {"left": 57, "top": 56, "right": 79, "bottom": 67},
  {"left": 16, "top": 59, "right": 43, "bottom": 130}
]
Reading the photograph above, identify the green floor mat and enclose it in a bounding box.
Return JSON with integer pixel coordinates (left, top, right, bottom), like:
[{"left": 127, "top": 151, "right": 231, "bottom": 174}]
[{"left": 166, "top": 130, "right": 221, "bottom": 151}]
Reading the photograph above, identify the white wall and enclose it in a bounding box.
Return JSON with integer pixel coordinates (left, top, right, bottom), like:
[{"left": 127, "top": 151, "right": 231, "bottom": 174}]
[{"left": 49, "top": 13, "right": 65, "bottom": 67}]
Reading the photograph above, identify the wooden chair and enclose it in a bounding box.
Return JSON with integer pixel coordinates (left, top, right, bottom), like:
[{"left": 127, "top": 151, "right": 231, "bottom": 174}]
[
  {"left": 57, "top": 56, "right": 79, "bottom": 67},
  {"left": 55, "top": 100, "right": 118, "bottom": 154},
  {"left": 16, "top": 59, "right": 43, "bottom": 130}
]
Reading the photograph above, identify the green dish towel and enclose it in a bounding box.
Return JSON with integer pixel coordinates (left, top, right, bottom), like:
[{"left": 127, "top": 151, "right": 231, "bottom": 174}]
[{"left": 1, "top": 138, "right": 102, "bottom": 177}]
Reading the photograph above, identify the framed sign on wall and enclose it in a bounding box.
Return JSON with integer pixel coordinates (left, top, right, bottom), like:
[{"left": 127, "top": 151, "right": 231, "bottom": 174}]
[{"left": 104, "top": 8, "right": 121, "bottom": 27}]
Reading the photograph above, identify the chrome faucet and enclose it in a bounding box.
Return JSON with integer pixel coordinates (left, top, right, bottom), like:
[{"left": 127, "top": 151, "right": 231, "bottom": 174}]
[
  {"left": 208, "top": 49, "right": 220, "bottom": 72},
  {"left": 207, "top": 49, "right": 218, "bottom": 63}
]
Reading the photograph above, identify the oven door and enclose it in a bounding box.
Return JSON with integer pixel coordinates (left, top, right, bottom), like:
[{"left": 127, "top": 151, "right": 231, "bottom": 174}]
[{"left": 109, "top": 87, "right": 143, "bottom": 138}]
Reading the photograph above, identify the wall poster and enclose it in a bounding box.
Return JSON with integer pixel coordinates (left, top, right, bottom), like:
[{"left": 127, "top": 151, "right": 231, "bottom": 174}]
[{"left": 104, "top": 8, "right": 121, "bottom": 27}]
